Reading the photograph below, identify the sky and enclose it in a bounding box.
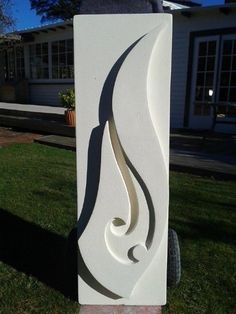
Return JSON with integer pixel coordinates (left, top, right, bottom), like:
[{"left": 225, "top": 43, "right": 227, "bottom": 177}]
[{"left": 12, "top": 0, "right": 225, "bottom": 31}]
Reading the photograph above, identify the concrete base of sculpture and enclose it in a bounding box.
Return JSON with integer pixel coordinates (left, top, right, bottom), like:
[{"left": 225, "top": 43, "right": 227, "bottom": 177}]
[{"left": 80, "top": 305, "right": 162, "bottom": 314}]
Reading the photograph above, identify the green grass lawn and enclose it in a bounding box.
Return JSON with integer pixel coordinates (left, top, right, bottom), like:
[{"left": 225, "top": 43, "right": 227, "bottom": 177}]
[{"left": 0, "top": 143, "right": 235, "bottom": 314}]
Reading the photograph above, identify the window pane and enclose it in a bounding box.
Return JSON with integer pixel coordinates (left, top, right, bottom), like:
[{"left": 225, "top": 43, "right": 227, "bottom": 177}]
[
  {"left": 67, "top": 52, "right": 73, "bottom": 65},
  {"left": 68, "top": 65, "right": 74, "bottom": 78},
  {"left": 37, "top": 67, "right": 42, "bottom": 78},
  {"left": 42, "top": 43, "right": 48, "bottom": 54},
  {"left": 207, "top": 56, "right": 215, "bottom": 71},
  {"left": 51, "top": 39, "right": 73, "bottom": 79},
  {"left": 234, "top": 40, "right": 236, "bottom": 54},
  {"left": 29, "top": 42, "right": 48, "bottom": 79},
  {"left": 232, "top": 56, "right": 236, "bottom": 70},
  {"left": 198, "top": 57, "right": 206, "bottom": 71},
  {"left": 196, "top": 72, "right": 204, "bottom": 86},
  {"left": 36, "top": 44, "right": 41, "bottom": 55},
  {"left": 223, "top": 40, "right": 233, "bottom": 55},
  {"left": 42, "top": 55, "right": 48, "bottom": 65},
  {"left": 42, "top": 68, "right": 49, "bottom": 78},
  {"left": 16, "top": 46, "right": 22, "bottom": 57},
  {"left": 219, "top": 88, "right": 228, "bottom": 101},
  {"left": 29, "top": 45, "right": 34, "bottom": 54},
  {"left": 35, "top": 56, "right": 41, "bottom": 67},
  {"left": 59, "top": 66, "right": 68, "bottom": 79},
  {"left": 52, "top": 66, "right": 58, "bottom": 79},
  {"left": 229, "top": 88, "right": 236, "bottom": 102},
  {"left": 204, "top": 88, "right": 213, "bottom": 101},
  {"left": 199, "top": 42, "right": 207, "bottom": 56},
  {"left": 59, "top": 40, "right": 66, "bottom": 53},
  {"left": 208, "top": 41, "right": 216, "bottom": 55},
  {"left": 220, "top": 72, "right": 230, "bottom": 86},
  {"left": 52, "top": 54, "right": 58, "bottom": 66},
  {"left": 231, "top": 72, "right": 236, "bottom": 86},
  {"left": 195, "top": 87, "right": 203, "bottom": 101},
  {"left": 205, "top": 72, "right": 214, "bottom": 86},
  {"left": 59, "top": 53, "right": 66, "bottom": 65},
  {"left": 67, "top": 39, "right": 73, "bottom": 52},
  {"left": 52, "top": 42, "right": 58, "bottom": 54},
  {"left": 221, "top": 56, "right": 231, "bottom": 71},
  {"left": 16, "top": 59, "right": 21, "bottom": 67}
]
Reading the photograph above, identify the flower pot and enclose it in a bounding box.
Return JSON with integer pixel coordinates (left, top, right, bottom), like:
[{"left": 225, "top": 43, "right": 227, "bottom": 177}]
[{"left": 65, "top": 110, "right": 76, "bottom": 127}]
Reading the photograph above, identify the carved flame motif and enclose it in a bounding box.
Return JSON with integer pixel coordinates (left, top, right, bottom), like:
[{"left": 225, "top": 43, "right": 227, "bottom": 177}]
[{"left": 78, "top": 16, "right": 171, "bottom": 303}]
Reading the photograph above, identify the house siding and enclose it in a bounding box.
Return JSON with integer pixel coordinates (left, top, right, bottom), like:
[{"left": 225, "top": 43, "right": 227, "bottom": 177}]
[
  {"left": 171, "top": 9, "right": 236, "bottom": 128},
  {"left": 29, "top": 83, "right": 74, "bottom": 106}
]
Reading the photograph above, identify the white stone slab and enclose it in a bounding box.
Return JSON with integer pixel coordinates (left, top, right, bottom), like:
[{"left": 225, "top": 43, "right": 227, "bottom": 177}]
[{"left": 74, "top": 14, "right": 172, "bottom": 305}]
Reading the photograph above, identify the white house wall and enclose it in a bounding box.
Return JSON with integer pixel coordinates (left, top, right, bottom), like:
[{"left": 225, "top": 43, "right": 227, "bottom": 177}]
[
  {"left": 14, "top": 10, "right": 236, "bottom": 119},
  {"left": 171, "top": 10, "right": 236, "bottom": 128}
]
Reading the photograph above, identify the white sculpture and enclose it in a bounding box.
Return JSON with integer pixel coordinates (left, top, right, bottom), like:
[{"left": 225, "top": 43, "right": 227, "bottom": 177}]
[{"left": 74, "top": 14, "right": 172, "bottom": 305}]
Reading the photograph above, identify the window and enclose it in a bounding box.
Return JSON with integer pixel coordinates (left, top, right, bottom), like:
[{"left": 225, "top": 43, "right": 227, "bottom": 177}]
[
  {"left": 51, "top": 39, "right": 74, "bottom": 79},
  {"left": 7, "top": 48, "right": 15, "bottom": 80},
  {"left": 194, "top": 40, "right": 217, "bottom": 116},
  {"left": 218, "top": 39, "right": 236, "bottom": 103},
  {"left": 15, "top": 46, "right": 25, "bottom": 79},
  {"left": 29, "top": 42, "right": 49, "bottom": 79}
]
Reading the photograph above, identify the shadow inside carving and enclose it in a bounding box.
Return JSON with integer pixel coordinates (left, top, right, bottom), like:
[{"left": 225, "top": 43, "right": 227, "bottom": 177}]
[{"left": 125, "top": 157, "right": 156, "bottom": 249}]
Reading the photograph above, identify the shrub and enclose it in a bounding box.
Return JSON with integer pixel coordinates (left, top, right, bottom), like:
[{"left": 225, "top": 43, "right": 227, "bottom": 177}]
[{"left": 59, "top": 88, "right": 75, "bottom": 110}]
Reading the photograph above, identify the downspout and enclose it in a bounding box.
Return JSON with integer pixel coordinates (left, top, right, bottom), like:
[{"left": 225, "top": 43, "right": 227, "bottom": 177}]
[{"left": 150, "top": 0, "right": 164, "bottom": 13}]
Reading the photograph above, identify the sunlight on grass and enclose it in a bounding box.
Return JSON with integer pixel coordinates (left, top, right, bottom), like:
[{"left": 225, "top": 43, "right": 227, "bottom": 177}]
[{"left": 0, "top": 143, "right": 235, "bottom": 313}]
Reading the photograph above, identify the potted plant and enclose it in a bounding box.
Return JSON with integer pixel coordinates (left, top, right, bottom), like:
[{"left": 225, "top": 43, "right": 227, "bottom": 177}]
[{"left": 59, "top": 88, "right": 76, "bottom": 127}]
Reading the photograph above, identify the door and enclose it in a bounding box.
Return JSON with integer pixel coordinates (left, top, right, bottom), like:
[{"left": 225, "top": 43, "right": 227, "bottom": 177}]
[{"left": 189, "top": 36, "right": 220, "bottom": 129}]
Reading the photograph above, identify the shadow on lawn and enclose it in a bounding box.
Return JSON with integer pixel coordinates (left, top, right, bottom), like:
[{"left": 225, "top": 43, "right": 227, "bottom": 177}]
[{"left": 0, "top": 207, "right": 77, "bottom": 301}]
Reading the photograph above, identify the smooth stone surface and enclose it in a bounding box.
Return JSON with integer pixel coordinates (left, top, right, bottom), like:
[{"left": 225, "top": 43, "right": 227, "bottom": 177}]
[
  {"left": 80, "top": 305, "right": 162, "bottom": 314},
  {"left": 75, "top": 14, "right": 172, "bottom": 304}
]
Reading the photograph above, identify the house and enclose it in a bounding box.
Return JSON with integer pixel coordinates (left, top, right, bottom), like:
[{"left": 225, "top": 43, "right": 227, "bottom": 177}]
[
  {"left": 0, "top": 1, "right": 236, "bottom": 132},
  {"left": 0, "top": 20, "right": 74, "bottom": 106},
  {"left": 171, "top": 2, "right": 236, "bottom": 132}
]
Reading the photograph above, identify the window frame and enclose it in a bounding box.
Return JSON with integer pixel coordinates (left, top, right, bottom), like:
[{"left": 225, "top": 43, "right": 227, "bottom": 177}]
[
  {"left": 28, "top": 38, "right": 74, "bottom": 83},
  {"left": 29, "top": 42, "right": 49, "bottom": 80},
  {"left": 184, "top": 27, "right": 236, "bottom": 127},
  {"left": 217, "top": 34, "right": 236, "bottom": 103}
]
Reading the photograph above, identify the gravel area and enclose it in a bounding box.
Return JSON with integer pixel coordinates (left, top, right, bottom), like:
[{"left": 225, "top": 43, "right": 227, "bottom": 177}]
[{"left": 0, "top": 127, "right": 42, "bottom": 147}]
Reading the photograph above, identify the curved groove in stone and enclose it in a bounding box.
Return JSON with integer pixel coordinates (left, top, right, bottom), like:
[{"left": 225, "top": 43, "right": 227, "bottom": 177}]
[
  {"left": 112, "top": 25, "right": 168, "bottom": 255},
  {"left": 108, "top": 114, "right": 155, "bottom": 249},
  {"left": 125, "top": 156, "right": 156, "bottom": 249},
  {"left": 108, "top": 117, "right": 139, "bottom": 235}
]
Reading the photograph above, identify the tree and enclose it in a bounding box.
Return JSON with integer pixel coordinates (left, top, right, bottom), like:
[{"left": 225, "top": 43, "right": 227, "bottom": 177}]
[
  {"left": 0, "top": 0, "right": 14, "bottom": 32},
  {"left": 30, "top": 0, "right": 80, "bottom": 22},
  {"left": 30, "top": 0, "right": 164, "bottom": 23}
]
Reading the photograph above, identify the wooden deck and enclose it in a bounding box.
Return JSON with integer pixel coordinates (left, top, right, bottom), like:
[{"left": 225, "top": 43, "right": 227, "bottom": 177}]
[
  {"left": 0, "top": 102, "right": 75, "bottom": 137},
  {"left": 35, "top": 132, "right": 236, "bottom": 180}
]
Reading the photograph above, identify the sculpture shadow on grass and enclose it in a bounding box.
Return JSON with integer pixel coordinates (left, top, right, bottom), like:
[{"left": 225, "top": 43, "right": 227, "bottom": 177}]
[{"left": 0, "top": 207, "right": 78, "bottom": 301}]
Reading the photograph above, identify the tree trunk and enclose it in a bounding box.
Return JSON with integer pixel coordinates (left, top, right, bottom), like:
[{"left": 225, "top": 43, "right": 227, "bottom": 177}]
[{"left": 151, "top": 0, "right": 164, "bottom": 13}]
